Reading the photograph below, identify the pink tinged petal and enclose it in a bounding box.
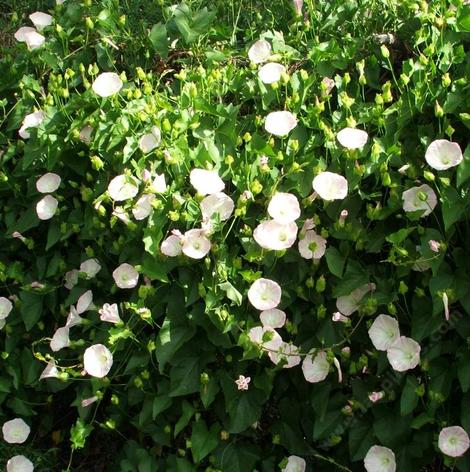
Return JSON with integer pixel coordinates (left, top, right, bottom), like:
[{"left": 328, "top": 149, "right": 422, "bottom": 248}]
[
  {"left": 321, "top": 77, "right": 335, "bottom": 96},
  {"left": 302, "top": 350, "right": 330, "bottom": 383},
  {"left": 337, "top": 127, "right": 369, "bottom": 149},
  {"left": 282, "top": 455, "right": 306, "bottom": 472},
  {"left": 364, "top": 445, "right": 396, "bottom": 472},
  {"left": 200, "top": 192, "right": 235, "bottom": 222},
  {"left": 151, "top": 173, "right": 167, "bottom": 193},
  {"left": 425, "top": 139, "right": 463, "bottom": 171},
  {"left": 81, "top": 396, "right": 99, "bottom": 408},
  {"left": 235, "top": 375, "right": 251, "bottom": 390},
  {"left": 29, "top": 11, "right": 53, "bottom": 30},
  {"left": 265, "top": 111, "right": 297, "bottom": 137},
  {"left": 248, "top": 326, "right": 283, "bottom": 352},
  {"left": 267, "top": 192, "right": 301, "bottom": 224},
  {"left": 36, "top": 195, "right": 58, "bottom": 220},
  {"left": 36, "top": 173, "right": 61, "bottom": 193},
  {"left": 312, "top": 172, "right": 348, "bottom": 201},
  {"left": 19, "top": 111, "right": 44, "bottom": 139},
  {"left": 190, "top": 169, "right": 225, "bottom": 195},
  {"left": 298, "top": 230, "right": 327, "bottom": 259},
  {"left": 139, "top": 126, "right": 161, "bottom": 153},
  {"left": 254, "top": 219, "right": 298, "bottom": 250},
  {"left": 50, "top": 327, "right": 70, "bottom": 352},
  {"left": 332, "top": 312, "right": 349, "bottom": 323},
  {"left": 83, "top": 344, "right": 113, "bottom": 378},
  {"left": 439, "top": 426, "right": 470, "bottom": 457},
  {"left": 2, "top": 418, "right": 31, "bottom": 444},
  {"left": 7, "top": 455, "right": 34, "bottom": 472},
  {"left": 92, "top": 72, "right": 123, "bottom": 97},
  {"left": 428, "top": 239, "right": 441, "bottom": 253},
  {"left": 76, "top": 290, "right": 93, "bottom": 314},
  {"left": 0, "top": 297, "right": 13, "bottom": 320},
  {"left": 258, "top": 62, "right": 286, "bottom": 84},
  {"left": 65, "top": 306, "right": 83, "bottom": 328},
  {"left": 24, "top": 30, "right": 45, "bottom": 50},
  {"left": 107, "top": 175, "right": 139, "bottom": 201},
  {"left": 112, "top": 263, "right": 139, "bottom": 289},
  {"left": 293, "top": 0, "right": 303, "bottom": 15},
  {"left": 260, "top": 308, "right": 286, "bottom": 328},
  {"left": 15, "top": 27, "right": 37, "bottom": 42},
  {"left": 386, "top": 336, "right": 421, "bottom": 372},
  {"left": 132, "top": 194, "right": 155, "bottom": 220},
  {"left": 402, "top": 184, "right": 437, "bottom": 217},
  {"left": 442, "top": 292, "right": 450, "bottom": 321},
  {"left": 269, "top": 342, "right": 301, "bottom": 368},
  {"left": 248, "top": 39, "right": 271, "bottom": 64},
  {"left": 161, "top": 234, "right": 183, "bottom": 257},
  {"left": 40, "top": 360, "right": 59, "bottom": 380},
  {"left": 182, "top": 229, "right": 211, "bottom": 259},
  {"left": 368, "top": 314, "right": 400, "bottom": 351},
  {"left": 336, "top": 283, "right": 376, "bottom": 316},
  {"left": 248, "top": 278, "right": 282, "bottom": 311},
  {"left": 99, "top": 303, "right": 121, "bottom": 324},
  {"left": 79, "top": 258, "right": 101, "bottom": 279},
  {"left": 368, "top": 391, "right": 385, "bottom": 403}
]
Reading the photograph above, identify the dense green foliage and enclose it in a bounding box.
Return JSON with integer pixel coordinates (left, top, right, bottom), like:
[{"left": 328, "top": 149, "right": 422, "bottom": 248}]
[{"left": 1, "top": 0, "right": 470, "bottom": 470}]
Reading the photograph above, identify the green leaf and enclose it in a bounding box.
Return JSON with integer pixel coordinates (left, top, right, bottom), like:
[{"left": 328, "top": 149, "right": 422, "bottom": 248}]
[
  {"left": 227, "top": 390, "right": 264, "bottom": 434},
  {"left": 457, "top": 145, "right": 470, "bottom": 188},
  {"left": 20, "top": 291, "right": 43, "bottom": 331},
  {"left": 441, "top": 186, "right": 468, "bottom": 231},
  {"left": 457, "top": 6, "right": 470, "bottom": 32},
  {"left": 349, "top": 419, "right": 374, "bottom": 461},
  {"left": 175, "top": 401, "right": 196, "bottom": 437},
  {"left": 325, "top": 246, "right": 345, "bottom": 278},
  {"left": 149, "top": 23, "right": 168, "bottom": 58},
  {"left": 70, "top": 418, "right": 93, "bottom": 450},
  {"left": 172, "top": 4, "right": 216, "bottom": 44},
  {"left": 191, "top": 420, "right": 220, "bottom": 463},
  {"left": 458, "top": 352, "right": 470, "bottom": 393},
  {"left": 386, "top": 227, "right": 416, "bottom": 245},
  {"left": 400, "top": 376, "right": 419, "bottom": 416},
  {"left": 214, "top": 443, "right": 259, "bottom": 472},
  {"left": 170, "top": 357, "right": 201, "bottom": 397},
  {"left": 218, "top": 281, "right": 242, "bottom": 306}
]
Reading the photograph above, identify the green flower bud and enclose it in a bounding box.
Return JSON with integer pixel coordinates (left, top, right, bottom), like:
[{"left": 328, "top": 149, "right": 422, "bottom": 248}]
[
  {"left": 380, "top": 45, "right": 390, "bottom": 59},
  {"left": 398, "top": 281, "right": 408, "bottom": 295}
]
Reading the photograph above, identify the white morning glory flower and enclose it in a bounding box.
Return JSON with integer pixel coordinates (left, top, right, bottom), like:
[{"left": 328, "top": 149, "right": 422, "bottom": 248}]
[
  {"left": 36, "top": 195, "right": 58, "bottom": 220},
  {"left": 248, "top": 278, "right": 282, "bottom": 311},
  {"left": 337, "top": 127, "right": 369, "bottom": 149},
  {"left": 268, "top": 342, "right": 301, "bottom": 368},
  {"left": 132, "top": 194, "right": 155, "bottom": 220},
  {"left": 368, "top": 314, "right": 400, "bottom": 351},
  {"left": 248, "top": 39, "right": 271, "bottom": 64},
  {"left": 14, "top": 27, "right": 36, "bottom": 42},
  {"left": 65, "top": 306, "right": 83, "bottom": 328},
  {"left": 79, "top": 258, "right": 101, "bottom": 279},
  {"left": 112, "top": 263, "right": 139, "bottom": 289},
  {"left": 425, "top": 139, "right": 463, "bottom": 171},
  {"left": 190, "top": 169, "right": 225, "bottom": 195},
  {"left": 107, "top": 175, "right": 139, "bottom": 201},
  {"left": 265, "top": 111, "right": 297, "bottom": 137},
  {"left": 76, "top": 290, "right": 93, "bottom": 314},
  {"left": 2, "top": 418, "right": 30, "bottom": 444},
  {"left": 364, "top": 445, "right": 396, "bottom": 472},
  {"left": 298, "top": 230, "right": 327, "bottom": 259},
  {"left": 83, "top": 344, "right": 113, "bottom": 378},
  {"left": 99, "top": 303, "right": 121, "bottom": 324},
  {"left": 336, "top": 283, "right": 376, "bottom": 316},
  {"left": 268, "top": 192, "right": 301, "bottom": 224},
  {"left": 0, "top": 297, "right": 13, "bottom": 320},
  {"left": 19, "top": 111, "right": 44, "bottom": 139},
  {"left": 253, "top": 220, "right": 298, "bottom": 251},
  {"left": 36, "top": 173, "right": 61, "bottom": 193},
  {"left": 282, "top": 455, "right": 306, "bottom": 472},
  {"left": 29, "top": 12, "right": 53, "bottom": 30},
  {"left": 161, "top": 234, "right": 183, "bottom": 257},
  {"left": 50, "top": 327, "right": 70, "bottom": 352},
  {"left": 92, "top": 72, "right": 123, "bottom": 97},
  {"left": 258, "top": 62, "right": 286, "bottom": 84},
  {"left": 182, "top": 229, "right": 211, "bottom": 259},
  {"left": 302, "top": 350, "right": 330, "bottom": 383},
  {"left": 7, "top": 455, "right": 34, "bottom": 472},
  {"left": 79, "top": 125, "right": 93, "bottom": 144},
  {"left": 438, "top": 426, "right": 470, "bottom": 458},
  {"left": 24, "top": 30, "right": 45, "bottom": 50},
  {"left": 260, "top": 308, "right": 286, "bottom": 329},
  {"left": 200, "top": 192, "right": 235, "bottom": 222},
  {"left": 312, "top": 172, "right": 348, "bottom": 201},
  {"left": 139, "top": 126, "right": 161, "bottom": 153},
  {"left": 386, "top": 336, "right": 421, "bottom": 372},
  {"left": 402, "top": 184, "right": 437, "bottom": 217},
  {"left": 39, "top": 360, "right": 59, "bottom": 380},
  {"left": 247, "top": 326, "right": 283, "bottom": 352}
]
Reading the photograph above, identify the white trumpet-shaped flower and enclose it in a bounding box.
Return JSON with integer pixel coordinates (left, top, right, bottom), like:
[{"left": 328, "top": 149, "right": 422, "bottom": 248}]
[
  {"left": 83, "top": 344, "right": 113, "bottom": 378},
  {"left": 92, "top": 72, "right": 123, "bottom": 97},
  {"left": 260, "top": 308, "right": 286, "bottom": 329},
  {"left": 248, "top": 39, "right": 271, "bottom": 64},
  {"left": 29, "top": 12, "right": 53, "bottom": 30},
  {"left": 337, "top": 127, "right": 369, "bottom": 149},
  {"left": 302, "top": 350, "right": 329, "bottom": 383},
  {"left": 112, "top": 263, "right": 139, "bottom": 289},
  {"left": 200, "top": 192, "right": 234, "bottom": 222},
  {"left": 438, "top": 426, "right": 470, "bottom": 458},
  {"left": 108, "top": 175, "right": 139, "bottom": 201},
  {"left": 265, "top": 111, "right": 297, "bottom": 137},
  {"left": 298, "top": 230, "right": 327, "bottom": 259},
  {"left": 425, "top": 139, "right": 463, "bottom": 171},
  {"left": 2, "top": 418, "right": 30, "bottom": 444},
  {"left": 36, "top": 173, "right": 61, "bottom": 193},
  {"left": 254, "top": 220, "right": 298, "bottom": 250},
  {"left": 402, "top": 184, "right": 437, "bottom": 217},
  {"left": 368, "top": 314, "right": 400, "bottom": 351},
  {"left": 139, "top": 126, "right": 161, "bottom": 153},
  {"left": 267, "top": 192, "right": 300, "bottom": 224},
  {"left": 7, "top": 455, "right": 34, "bottom": 472},
  {"left": 248, "top": 278, "right": 282, "bottom": 311},
  {"left": 190, "top": 169, "right": 225, "bottom": 195},
  {"left": 258, "top": 62, "right": 286, "bottom": 84},
  {"left": 36, "top": 195, "right": 58, "bottom": 220},
  {"left": 386, "top": 336, "right": 421, "bottom": 372},
  {"left": 312, "top": 172, "right": 348, "bottom": 201},
  {"left": 364, "top": 445, "right": 396, "bottom": 472}
]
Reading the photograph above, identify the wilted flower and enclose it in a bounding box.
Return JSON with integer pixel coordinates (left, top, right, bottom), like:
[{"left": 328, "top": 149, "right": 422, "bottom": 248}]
[
  {"left": 260, "top": 308, "right": 286, "bottom": 328},
  {"left": 425, "top": 139, "right": 463, "bottom": 171},
  {"left": 19, "top": 111, "right": 44, "bottom": 139},
  {"left": 321, "top": 77, "right": 336, "bottom": 97},
  {"left": 81, "top": 396, "right": 99, "bottom": 408},
  {"left": 132, "top": 194, "right": 155, "bottom": 220},
  {"left": 269, "top": 342, "right": 301, "bottom": 368},
  {"left": 0, "top": 297, "right": 13, "bottom": 320},
  {"left": 438, "top": 426, "right": 470, "bottom": 457},
  {"left": 248, "top": 278, "right": 282, "bottom": 311},
  {"left": 112, "top": 263, "right": 139, "bottom": 289},
  {"left": 92, "top": 72, "right": 123, "bottom": 97},
  {"left": 139, "top": 126, "right": 161, "bottom": 153},
  {"left": 29, "top": 11, "right": 53, "bottom": 30},
  {"left": 39, "top": 360, "right": 59, "bottom": 380},
  {"left": 333, "top": 357, "right": 342, "bottom": 383},
  {"left": 248, "top": 39, "right": 271, "bottom": 64},
  {"left": 161, "top": 234, "right": 183, "bottom": 257},
  {"left": 428, "top": 239, "right": 441, "bottom": 253},
  {"left": 2, "top": 418, "right": 30, "bottom": 444},
  {"left": 108, "top": 174, "right": 139, "bottom": 201},
  {"left": 80, "top": 258, "right": 101, "bottom": 279},
  {"left": 24, "top": 30, "right": 45, "bottom": 50},
  {"left": 265, "top": 111, "right": 297, "bottom": 137},
  {"left": 200, "top": 192, "right": 235, "bottom": 222},
  {"left": 402, "top": 184, "right": 437, "bottom": 217},
  {"left": 50, "top": 327, "right": 70, "bottom": 352},
  {"left": 337, "top": 127, "right": 369, "bottom": 149},
  {"left": 235, "top": 375, "right": 251, "bottom": 391},
  {"left": 258, "top": 62, "right": 286, "bottom": 84},
  {"left": 364, "top": 445, "right": 396, "bottom": 472},
  {"left": 254, "top": 220, "right": 298, "bottom": 250},
  {"left": 36, "top": 173, "right": 61, "bottom": 193},
  {"left": 298, "top": 230, "right": 327, "bottom": 259},
  {"left": 79, "top": 125, "right": 93, "bottom": 144},
  {"left": 312, "top": 172, "right": 348, "bottom": 201},
  {"left": 268, "top": 192, "right": 301, "bottom": 224},
  {"left": 36, "top": 195, "right": 58, "bottom": 220},
  {"left": 368, "top": 314, "right": 400, "bottom": 351},
  {"left": 14, "top": 27, "right": 36, "bottom": 42},
  {"left": 368, "top": 391, "right": 385, "bottom": 403},
  {"left": 83, "top": 344, "right": 113, "bottom": 378},
  {"left": 6, "top": 455, "right": 34, "bottom": 472},
  {"left": 190, "top": 169, "right": 225, "bottom": 195},
  {"left": 282, "top": 455, "right": 306, "bottom": 472},
  {"left": 302, "top": 350, "right": 330, "bottom": 383},
  {"left": 182, "top": 229, "right": 211, "bottom": 259},
  {"left": 336, "top": 283, "right": 376, "bottom": 316},
  {"left": 99, "top": 303, "right": 121, "bottom": 324},
  {"left": 386, "top": 336, "right": 421, "bottom": 372}
]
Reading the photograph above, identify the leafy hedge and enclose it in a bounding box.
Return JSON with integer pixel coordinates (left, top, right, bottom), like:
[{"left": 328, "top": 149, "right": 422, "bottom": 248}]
[{"left": 1, "top": 0, "right": 470, "bottom": 470}]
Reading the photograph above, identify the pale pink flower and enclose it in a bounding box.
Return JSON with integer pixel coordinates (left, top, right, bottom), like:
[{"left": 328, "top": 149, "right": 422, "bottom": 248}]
[
  {"left": 64, "top": 269, "right": 79, "bottom": 289},
  {"left": 332, "top": 312, "right": 349, "bottom": 323},
  {"left": 161, "top": 234, "right": 183, "bottom": 257},
  {"left": 248, "top": 39, "right": 271, "bottom": 64},
  {"left": 337, "top": 127, "right": 369, "bottom": 149},
  {"left": 292, "top": 0, "right": 303, "bottom": 15},
  {"left": 141, "top": 169, "right": 152, "bottom": 182},
  {"left": 99, "top": 303, "right": 121, "bottom": 324},
  {"left": 265, "top": 111, "right": 297, "bottom": 137},
  {"left": 0, "top": 297, "right": 13, "bottom": 320},
  {"left": 336, "top": 283, "right": 376, "bottom": 316},
  {"left": 258, "top": 63, "right": 286, "bottom": 84},
  {"left": 260, "top": 308, "right": 286, "bottom": 328},
  {"left": 368, "top": 314, "right": 400, "bottom": 351},
  {"left": 438, "top": 426, "right": 470, "bottom": 457},
  {"left": 6, "top": 455, "right": 34, "bottom": 472},
  {"left": 76, "top": 290, "right": 93, "bottom": 314},
  {"left": 302, "top": 350, "right": 330, "bottom": 383},
  {"left": 386, "top": 336, "right": 421, "bottom": 372},
  {"left": 112, "top": 207, "right": 131, "bottom": 225},
  {"left": 402, "top": 184, "right": 437, "bottom": 217},
  {"left": 2, "top": 418, "right": 30, "bottom": 444},
  {"left": 368, "top": 391, "right": 385, "bottom": 403},
  {"left": 248, "top": 278, "right": 282, "bottom": 310},
  {"left": 112, "top": 263, "right": 139, "bottom": 289},
  {"left": 190, "top": 169, "right": 225, "bottom": 195},
  {"left": 300, "top": 218, "right": 315, "bottom": 235},
  {"left": 364, "top": 445, "right": 396, "bottom": 472},
  {"left": 36, "top": 173, "right": 61, "bottom": 193},
  {"left": 39, "top": 360, "right": 59, "bottom": 380},
  {"left": 24, "top": 30, "right": 45, "bottom": 50},
  {"left": 29, "top": 11, "right": 53, "bottom": 30},
  {"left": 321, "top": 77, "right": 336, "bottom": 97},
  {"left": 36, "top": 195, "right": 58, "bottom": 220},
  {"left": 254, "top": 220, "right": 298, "bottom": 250},
  {"left": 282, "top": 455, "right": 306, "bottom": 472},
  {"left": 50, "top": 327, "right": 70, "bottom": 352},
  {"left": 235, "top": 375, "right": 251, "bottom": 391},
  {"left": 65, "top": 306, "right": 83, "bottom": 328},
  {"left": 80, "top": 258, "right": 101, "bottom": 279},
  {"left": 269, "top": 343, "right": 301, "bottom": 368},
  {"left": 14, "top": 27, "right": 36, "bottom": 43},
  {"left": 132, "top": 194, "right": 155, "bottom": 220},
  {"left": 200, "top": 192, "right": 234, "bottom": 222},
  {"left": 150, "top": 174, "right": 167, "bottom": 193},
  {"left": 312, "top": 172, "right": 348, "bottom": 201},
  {"left": 182, "top": 229, "right": 211, "bottom": 259},
  {"left": 81, "top": 396, "right": 99, "bottom": 408},
  {"left": 428, "top": 239, "right": 441, "bottom": 253},
  {"left": 139, "top": 126, "right": 161, "bottom": 153},
  {"left": 92, "top": 72, "right": 123, "bottom": 97},
  {"left": 268, "top": 192, "right": 301, "bottom": 224},
  {"left": 247, "top": 326, "right": 283, "bottom": 352},
  {"left": 83, "top": 344, "right": 113, "bottom": 378},
  {"left": 12, "top": 231, "right": 26, "bottom": 242},
  {"left": 425, "top": 139, "right": 463, "bottom": 171},
  {"left": 339, "top": 209, "right": 348, "bottom": 224},
  {"left": 298, "top": 230, "right": 327, "bottom": 259},
  {"left": 108, "top": 175, "right": 139, "bottom": 201}
]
